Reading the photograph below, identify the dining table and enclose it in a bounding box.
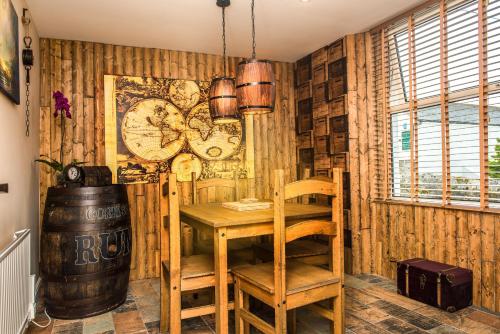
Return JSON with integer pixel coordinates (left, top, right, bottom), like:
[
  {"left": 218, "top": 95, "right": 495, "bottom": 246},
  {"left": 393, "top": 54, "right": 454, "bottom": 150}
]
[{"left": 179, "top": 202, "right": 332, "bottom": 334}]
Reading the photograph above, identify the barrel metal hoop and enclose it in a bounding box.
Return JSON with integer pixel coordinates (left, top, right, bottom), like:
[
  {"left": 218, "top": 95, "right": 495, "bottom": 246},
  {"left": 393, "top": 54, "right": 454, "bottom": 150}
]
[
  {"left": 236, "top": 81, "right": 275, "bottom": 88},
  {"left": 238, "top": 105, "right": 274, "bottom": 110},
  {"left": 46, "top": 198, "right": 128, "bottom": 207},
  {"left": 43, "top": 221, "right": 130, "bottom": 232},
  {"left": 238, "top": 58, "right": 272, "bottom": 65},
  {"left": 209, "top": 95, "right": 237, "bottom": 100},
  {"left": 47, "top": 185, "right": 126, "bottom": 195},
  {"left": 42, "top": 264, "right": 130, "bottom": 283},
  {"left": 211, "top": 76, "right": 235, "bottom": 82}
]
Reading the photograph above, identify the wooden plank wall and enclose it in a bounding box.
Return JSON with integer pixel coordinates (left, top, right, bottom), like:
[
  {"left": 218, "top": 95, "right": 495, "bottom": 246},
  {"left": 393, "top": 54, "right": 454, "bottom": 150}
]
[
  {"left": 345, "top": 33, "right": 378, "bottom": 276},
  {"left": 347, "top": 32, "right": 499, "bottom": 313},
  {"left": 372, "top": 203, "right": 499, "bottom": 312},
  {"left": 39, "top": 38, "right": 296, "bottom": 281}
]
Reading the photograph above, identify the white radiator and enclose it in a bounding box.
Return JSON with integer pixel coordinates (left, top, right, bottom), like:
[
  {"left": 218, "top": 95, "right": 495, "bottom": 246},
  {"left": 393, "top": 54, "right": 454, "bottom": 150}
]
[{"left": 0, "top": 229, "right": 32, "bottom": 334}]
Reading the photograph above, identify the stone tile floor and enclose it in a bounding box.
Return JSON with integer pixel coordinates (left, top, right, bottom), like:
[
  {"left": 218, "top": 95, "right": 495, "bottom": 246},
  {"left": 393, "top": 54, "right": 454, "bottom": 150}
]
[{"left": 27, "top": 274, "right": 500, "bottom": 334}]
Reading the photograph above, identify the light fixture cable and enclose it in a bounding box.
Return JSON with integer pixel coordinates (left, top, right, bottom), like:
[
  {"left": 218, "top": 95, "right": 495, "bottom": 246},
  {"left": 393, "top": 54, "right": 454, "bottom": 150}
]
[
  {"left": 251, "top": 0, "right": 256, "bottom": 59},
  {"left": 222, "top": 5, "right": 227, "bottom": 76}
]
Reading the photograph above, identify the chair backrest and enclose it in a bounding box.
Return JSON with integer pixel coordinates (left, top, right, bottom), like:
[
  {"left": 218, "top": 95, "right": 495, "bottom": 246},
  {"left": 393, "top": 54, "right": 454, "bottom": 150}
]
[
  {"left": 273, "top": 169, "right": 343, "bottom": 300},
  {"left": 191, "top": 171, "right": 240, "bottom": 204},
  {"left": 167, "top": 173, "right": 181, "bottom": 274}
]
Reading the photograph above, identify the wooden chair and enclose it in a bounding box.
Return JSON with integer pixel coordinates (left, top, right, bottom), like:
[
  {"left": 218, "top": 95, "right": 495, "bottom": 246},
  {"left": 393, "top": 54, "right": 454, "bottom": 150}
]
[
  {"left": 178, "top": 171, "right": 240, "bottom": 256},
  {"left": 232, "top": 168, "right": 344, "bottom": 334},
  {"left": 252, "top": 168, "right": 330, "bottom": 266},
  {"left": 190, "top": 172, "right": 254, "bottom": 258},
  {"left": 160, "top": 173, "right": 247, "bottom": 333}
]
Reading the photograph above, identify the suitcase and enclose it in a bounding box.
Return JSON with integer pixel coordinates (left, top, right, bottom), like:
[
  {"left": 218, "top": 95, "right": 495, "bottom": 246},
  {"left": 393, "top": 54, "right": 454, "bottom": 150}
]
[{"left": 397, "top": 258, "right": 473, "bottom": 312}]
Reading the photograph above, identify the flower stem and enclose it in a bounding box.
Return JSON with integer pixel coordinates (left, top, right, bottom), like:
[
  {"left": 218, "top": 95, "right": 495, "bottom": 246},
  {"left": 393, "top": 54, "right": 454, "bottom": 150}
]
[{"left": 60, "top": 114, "right": 64, "bottom": 166}]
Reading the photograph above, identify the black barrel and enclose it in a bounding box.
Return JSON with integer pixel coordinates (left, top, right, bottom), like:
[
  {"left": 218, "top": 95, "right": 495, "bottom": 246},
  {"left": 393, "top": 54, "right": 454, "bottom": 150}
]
[{"left": 41, "top": 185, "right": 131, "bottom": 319}]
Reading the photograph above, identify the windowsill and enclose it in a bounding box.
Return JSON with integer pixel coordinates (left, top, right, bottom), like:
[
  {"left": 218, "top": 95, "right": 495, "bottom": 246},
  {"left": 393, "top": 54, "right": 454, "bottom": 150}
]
[{"left": 371, "top": 198, "right": 500, "bottom": 214}]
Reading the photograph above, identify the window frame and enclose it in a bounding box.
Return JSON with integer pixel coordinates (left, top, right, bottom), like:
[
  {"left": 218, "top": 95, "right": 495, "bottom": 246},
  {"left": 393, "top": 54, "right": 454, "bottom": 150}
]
[{"left": 373, "top": 0, "right": 498, "bottom": 209}]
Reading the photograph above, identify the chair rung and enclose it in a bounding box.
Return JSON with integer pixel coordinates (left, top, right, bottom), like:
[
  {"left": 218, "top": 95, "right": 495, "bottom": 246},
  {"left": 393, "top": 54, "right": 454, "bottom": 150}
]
[
  {"left": 240, "top": 308, "right": 274, "bottom": 334},
  {"left": 305, "top": 303, "right": 334, "bottom": 321},
  {"left": 181, "top": 301, "right": 234, "bottom": 319}
]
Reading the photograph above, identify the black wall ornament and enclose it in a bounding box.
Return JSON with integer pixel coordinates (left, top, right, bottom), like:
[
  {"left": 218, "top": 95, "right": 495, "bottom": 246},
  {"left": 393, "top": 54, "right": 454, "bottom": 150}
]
[{"left": 22, "top": 8, "right": 34, "bottom": 137}]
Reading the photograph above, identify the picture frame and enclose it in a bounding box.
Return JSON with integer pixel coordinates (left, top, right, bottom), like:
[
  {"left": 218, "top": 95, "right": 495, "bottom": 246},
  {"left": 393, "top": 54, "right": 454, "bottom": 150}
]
[{"left": 0, "top": 0, "right": 20, "bottom": 104}]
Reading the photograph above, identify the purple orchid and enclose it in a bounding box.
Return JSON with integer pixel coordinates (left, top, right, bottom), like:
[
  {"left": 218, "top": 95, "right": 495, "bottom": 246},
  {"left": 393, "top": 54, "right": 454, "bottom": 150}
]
[{"left": 53, "top": 91, "right": 71, "bottom": 118}]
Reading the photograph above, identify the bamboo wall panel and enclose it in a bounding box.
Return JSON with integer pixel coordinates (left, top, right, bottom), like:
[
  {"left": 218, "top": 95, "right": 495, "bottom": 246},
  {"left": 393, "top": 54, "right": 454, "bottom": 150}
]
[{"left": 39, "top": 38, "right": 296, "bottom": 280}]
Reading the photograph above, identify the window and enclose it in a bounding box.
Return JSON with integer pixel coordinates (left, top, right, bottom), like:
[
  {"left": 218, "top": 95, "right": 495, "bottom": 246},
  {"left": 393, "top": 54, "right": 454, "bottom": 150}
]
[
  {"left": 391, "top": 111, "right": 410, "bottom": 197},
  {"left": 488, "top": 93, "right": 500, "bottom": 205},
  {"left": 373, "top": 0, "right": 500, "bottom": 208},
  {"left": 417, "top": 106, "right": 442, "bottom": 200},
  {"left": 449, "top": 98, "right": 480, "bottom": 202}
]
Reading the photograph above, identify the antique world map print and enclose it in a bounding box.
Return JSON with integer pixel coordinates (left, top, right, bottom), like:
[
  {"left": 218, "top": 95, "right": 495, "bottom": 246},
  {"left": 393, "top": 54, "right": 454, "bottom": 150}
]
[{"left": 104, "top": 75, "right": 251, "bottom": 184}]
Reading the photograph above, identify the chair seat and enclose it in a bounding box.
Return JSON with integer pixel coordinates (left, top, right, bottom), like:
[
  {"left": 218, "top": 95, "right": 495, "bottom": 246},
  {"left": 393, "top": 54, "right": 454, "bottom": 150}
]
[
  {"left": 162, "top": 253, "right": 251, "bottom": 291},
  {"left": 254, "top": 239, "right": 329, "bottom": 260},
  {"left": 195, "top": 238, "right": 257, "bottom": 255},
  {"left": 232, "top": 260, "right": 340, "bottom": 295}
]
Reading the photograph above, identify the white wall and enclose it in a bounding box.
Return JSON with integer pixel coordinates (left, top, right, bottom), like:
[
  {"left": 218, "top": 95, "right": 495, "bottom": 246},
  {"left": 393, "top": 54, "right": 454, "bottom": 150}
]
[{"left": 0, "top": 0, "right": 40, "bottom": 276}]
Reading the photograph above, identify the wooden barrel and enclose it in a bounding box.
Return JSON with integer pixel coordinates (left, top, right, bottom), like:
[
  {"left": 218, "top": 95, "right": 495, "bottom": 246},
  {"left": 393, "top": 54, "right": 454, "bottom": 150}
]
[
  {"left": 209, "top": 77, "right": 239, "bottom": 124},
  {"left": 236, "top": 59, "right": 276, "bottom": 115},
  {"left": 41, "top": 185, "right": 131, "bottom": 319}
]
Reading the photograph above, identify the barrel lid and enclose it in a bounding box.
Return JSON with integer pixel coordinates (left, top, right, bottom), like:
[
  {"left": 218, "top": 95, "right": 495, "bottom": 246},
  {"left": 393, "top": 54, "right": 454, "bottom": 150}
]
[{"left": 238, "top": 58, "right": 272, "bottom": 65}]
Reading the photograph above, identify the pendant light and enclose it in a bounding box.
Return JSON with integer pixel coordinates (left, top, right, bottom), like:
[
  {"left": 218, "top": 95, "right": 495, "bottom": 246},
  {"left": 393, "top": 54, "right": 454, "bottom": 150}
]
[
  {"left": 236, "top": 0, "right": 275, "bottom": 115},
  {"left": 209, "top": 0, "right": 240, "bottom": 124}
]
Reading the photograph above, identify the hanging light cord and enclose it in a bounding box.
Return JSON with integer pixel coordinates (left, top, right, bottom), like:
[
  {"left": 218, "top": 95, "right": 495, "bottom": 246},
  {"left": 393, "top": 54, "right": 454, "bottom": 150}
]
[
  {"left": 251, "top": 0, "right": 256, "bottom": 59},
  {"left": 222, "top": 6, "right": 227, "bottom": 76}
]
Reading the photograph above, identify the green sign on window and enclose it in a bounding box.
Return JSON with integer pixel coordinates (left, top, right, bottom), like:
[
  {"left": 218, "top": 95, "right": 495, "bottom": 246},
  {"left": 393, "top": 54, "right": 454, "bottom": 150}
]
[{"left": 402, "top": 131, "right": 410, "bottom": 151}]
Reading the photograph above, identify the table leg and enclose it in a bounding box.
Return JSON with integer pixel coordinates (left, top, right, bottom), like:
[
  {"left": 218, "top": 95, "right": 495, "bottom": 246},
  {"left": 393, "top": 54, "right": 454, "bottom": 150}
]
[{"left": 214, "top": 227, "right": 228, "bottom": 334}]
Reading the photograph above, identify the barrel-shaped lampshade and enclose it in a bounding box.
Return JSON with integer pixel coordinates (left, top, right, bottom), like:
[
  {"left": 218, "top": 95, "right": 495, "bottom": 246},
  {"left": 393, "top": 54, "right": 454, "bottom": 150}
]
[
  {"left": 209, "top": 77, "right": 240, "bottom": 124},
  {"left": 236, "top": 59, "right": 276, "bottom": 115}
]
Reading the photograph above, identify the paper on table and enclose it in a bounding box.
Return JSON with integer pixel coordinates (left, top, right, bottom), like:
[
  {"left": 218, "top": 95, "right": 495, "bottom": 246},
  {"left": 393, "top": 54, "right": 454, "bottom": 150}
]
[{"left": 221, "top": 201, "right": 272, "bottom": 211}]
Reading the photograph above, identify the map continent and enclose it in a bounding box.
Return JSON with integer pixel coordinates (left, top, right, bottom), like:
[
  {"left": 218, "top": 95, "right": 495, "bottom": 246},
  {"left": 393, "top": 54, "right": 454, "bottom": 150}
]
[
  {"left": 121, "top": 98, "right": 186, "bottom": 161},
  {"left": 185, "top": 102, "right": 242, "bottom": 161}
]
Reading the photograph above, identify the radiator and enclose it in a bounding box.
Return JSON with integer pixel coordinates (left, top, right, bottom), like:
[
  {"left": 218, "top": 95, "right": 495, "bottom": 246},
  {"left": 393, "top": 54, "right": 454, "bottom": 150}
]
[{"left": 0, "top": 229, "right": 31, "bottom": 334}]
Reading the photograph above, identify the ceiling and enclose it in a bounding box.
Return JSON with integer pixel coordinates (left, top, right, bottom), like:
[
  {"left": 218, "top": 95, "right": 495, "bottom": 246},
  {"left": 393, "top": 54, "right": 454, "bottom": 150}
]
[{"left": 26, "top": 0, "right": 424, "bottom": 63}]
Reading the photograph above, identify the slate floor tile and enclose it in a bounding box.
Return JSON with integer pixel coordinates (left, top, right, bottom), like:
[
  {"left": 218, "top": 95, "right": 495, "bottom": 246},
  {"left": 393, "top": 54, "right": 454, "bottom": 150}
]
[
  {"left": 27, "top": 312, "right": 54, "bottom": 334},
  {"left": 428, "top": 324, "right": 467, "bottom": 334},
  {"left": 83, "top": 312, "right": 114, "bottom": 334},
  {"left": 144, "top": 320, "right": 160, "bottom": 334},
  {"left": 113, "top": 298, "right": 138, "bottom": 314},
  {"left": 52, "top": 321, "right": 84, "bottom": 334},
  {"left": 112, "top": 310, "right": 146, "bottom": 333},
  {"left": 26, "top": 274, "right": 499, "bottom": 334},
  {"left": 466, "top": 310, "right": 500, "bottom": 330},
  {"left": 377, "top": 317, "right": 428, "bottom": 334},
  {"left": 138, "top": 304, "right": 160, "bottom": 324}
]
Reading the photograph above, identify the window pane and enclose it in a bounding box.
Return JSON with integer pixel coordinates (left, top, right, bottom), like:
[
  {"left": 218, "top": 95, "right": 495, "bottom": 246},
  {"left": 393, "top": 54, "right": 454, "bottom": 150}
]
[
  {"left": 447, "top": 1, "right": 479, "bottom": 92},
  {"left": 415, "top": 15, "right": 441, "bottom": 99},
  {"left": 449, "top": 97, "right": 480, "bottom": 203},
  {"left": 389, "top": 26, "right": 409, "bottom": 107},
  {"left": 488, "top": 93, "right": 500, "bottom": 206},
  {"left": 391, "top": 111, "right": 411, "bottom": 197},
  {"left": 487, "top": 0, "right": 500, "bottom": 83},
  {"left": 417, "top": 106, "right": 442, "bottom": 200}
]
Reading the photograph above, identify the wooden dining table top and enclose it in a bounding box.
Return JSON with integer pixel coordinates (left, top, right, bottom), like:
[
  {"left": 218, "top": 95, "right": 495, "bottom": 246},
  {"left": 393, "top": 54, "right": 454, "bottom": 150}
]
[{"left": 179, "top": 202, "right": 332, "bottom": 228}]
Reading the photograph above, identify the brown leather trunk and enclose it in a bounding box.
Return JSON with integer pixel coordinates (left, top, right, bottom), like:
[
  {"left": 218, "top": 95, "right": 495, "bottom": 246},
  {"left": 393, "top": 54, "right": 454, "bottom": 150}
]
[{"left": 397, "top": 258, "right": 472, "bottom": 312}]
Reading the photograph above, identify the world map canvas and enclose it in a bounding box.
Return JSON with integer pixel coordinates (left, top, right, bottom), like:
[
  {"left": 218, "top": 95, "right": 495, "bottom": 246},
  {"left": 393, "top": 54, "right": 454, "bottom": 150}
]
[{"left": 104, "top": 75, "right": 250, "bottom": 184}]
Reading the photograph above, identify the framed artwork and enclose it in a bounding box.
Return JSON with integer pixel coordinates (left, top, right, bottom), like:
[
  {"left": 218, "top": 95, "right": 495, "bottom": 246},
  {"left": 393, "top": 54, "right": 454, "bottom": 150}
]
[
  {"left": 0, "top": 0, "right": 20, "bottom": 104},
  {"left": 104, "top": 75, "right": 254, "bottom": 184}
]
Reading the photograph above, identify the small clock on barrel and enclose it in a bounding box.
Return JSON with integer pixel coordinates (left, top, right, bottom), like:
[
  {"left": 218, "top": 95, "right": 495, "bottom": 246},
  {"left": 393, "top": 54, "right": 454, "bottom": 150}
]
[{"left": 62, "top": 165, "right": 112, "bottom": 187}]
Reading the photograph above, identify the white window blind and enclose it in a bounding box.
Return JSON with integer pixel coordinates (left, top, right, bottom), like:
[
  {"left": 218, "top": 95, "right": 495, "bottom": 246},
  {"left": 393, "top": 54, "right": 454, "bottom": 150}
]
[{"left": 372, "top": 0, "right": 500, "bottom": 208}]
